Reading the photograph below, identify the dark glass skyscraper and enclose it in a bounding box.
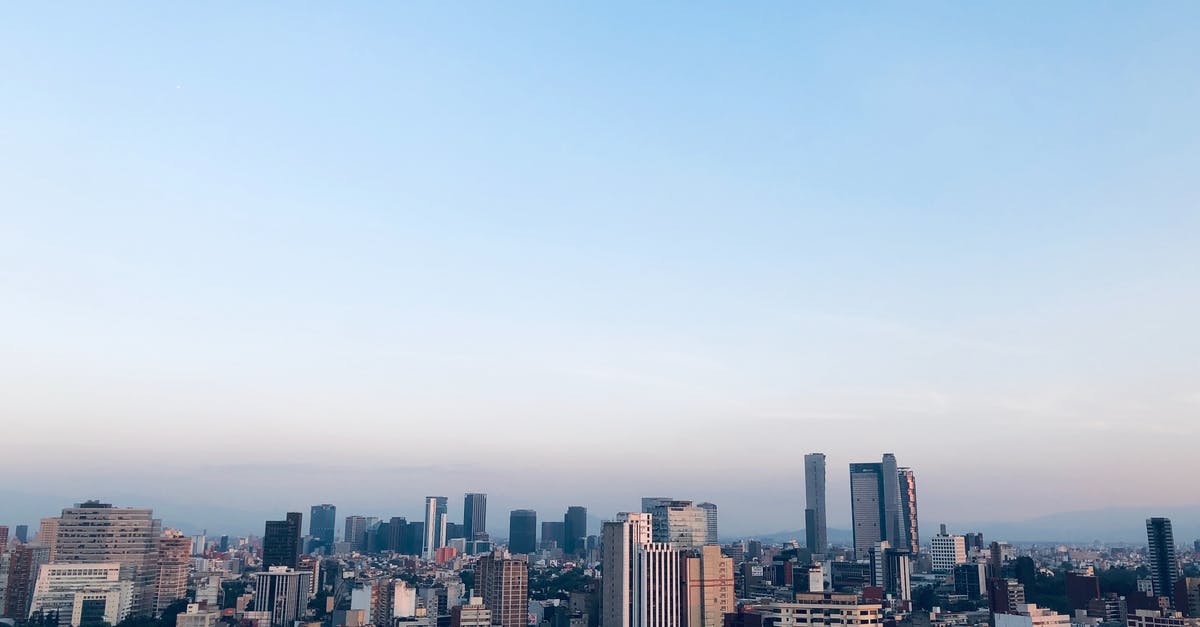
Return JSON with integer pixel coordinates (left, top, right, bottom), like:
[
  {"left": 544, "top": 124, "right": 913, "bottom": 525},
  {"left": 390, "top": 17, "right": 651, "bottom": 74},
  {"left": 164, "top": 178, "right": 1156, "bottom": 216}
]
[
  {"left": 464, "top": 493, "right": 487, "bottom": 540},
  {"left": 309, "top": 504, "right": 336, "bottom": 549},
  {"left": 1147, "top": 517, "right": 1179, "bottom": 603},
  {"left": 563, "top": 506, "right": 587, "bottom": 555},
  {"left": 263, "top": 512, "right": 303, "bottom": 569},
  {"left": 509, "top": 509, "right": 537, "bottom": 554}
]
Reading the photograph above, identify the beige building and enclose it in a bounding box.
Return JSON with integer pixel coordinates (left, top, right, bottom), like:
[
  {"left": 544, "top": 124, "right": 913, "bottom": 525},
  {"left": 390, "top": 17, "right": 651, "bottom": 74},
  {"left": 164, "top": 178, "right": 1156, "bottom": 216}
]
[
  {"left": 1126, "top": 610, "right": 1200, "bottom": 627},
  {"left": 994, "top": 604, "right": 1071, "bottom": 627},
  {"left": 451, "top": 597, "right": 492, "bottom": 627},
  {"left": 476, "top": 551, "right": 527, "bottom": 627},
  {"left": 175, "top": 604, "right": 221, "bottom": 627},
  {"left": 681, "top": 545, "right": 733, "bottom": 627},
  {"left": 155, "top": 529, "right": 191, "bottom": 614},
  {"left": 743, "top": 593, "right": 883, "bottom": 627},
  {"left": 55, "top": 502, "right": 162, "bottom": 618},
  {"left": 29, "top": 563, "right": 133, "bottom": 627},
  {"left": 601, "top": 513, "right": 653, "bottom": 627}
]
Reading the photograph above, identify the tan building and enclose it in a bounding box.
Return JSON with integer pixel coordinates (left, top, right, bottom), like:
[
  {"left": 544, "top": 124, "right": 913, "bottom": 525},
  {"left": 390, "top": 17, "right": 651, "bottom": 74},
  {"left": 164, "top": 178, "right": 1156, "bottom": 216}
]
[
  {"left": 451, "top": 597, "right": 492, "bottom": 627},
  {"left": 175, "top": 604, "right": 221, "bottom": 627},
  {"left": 681, "top": 545, "right": 733, "bottom": 627},
  {"left": 743, "top": 593, "right": 883, "bottom": 627},
  {"left": 38, "top": 518, "right": 61, "bottom": 561},
  {"left": 476, "top": 551, "right": 527, "bottom": 627},
  {"left": 1126, "top": 610, "right": 1200, "bottom": 627},
  {"left": 155, "top": 530, "right": 191, "bottom": 614}
]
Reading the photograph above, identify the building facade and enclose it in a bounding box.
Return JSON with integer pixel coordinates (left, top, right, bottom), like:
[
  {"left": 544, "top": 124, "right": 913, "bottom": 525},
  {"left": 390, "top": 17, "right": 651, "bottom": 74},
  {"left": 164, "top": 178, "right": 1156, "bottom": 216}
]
[
  {"left": 804, "top": 453, "right": 827, "bottom": 555},
  {"left": 54, "top": 502, "right": 161, "bottom": 618}
]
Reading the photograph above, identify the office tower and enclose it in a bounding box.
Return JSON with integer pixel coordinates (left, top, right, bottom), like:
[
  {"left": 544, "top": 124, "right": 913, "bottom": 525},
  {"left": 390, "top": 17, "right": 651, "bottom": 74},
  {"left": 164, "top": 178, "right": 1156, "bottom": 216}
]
[
  {"left": 930, "top": 526, "right": 967, "bottom": 572},
  {"left": 218, "top": 536, "right": 229, "bottom": 552},
  {"left": 897, "top": 467, "right": 919, "bottom": 553},
  {"left": 564, "top": 507, "right": 588, "bottom": 555},
  {"left": 697, "top": 503, "right": 718, "bottom": 546},
  {"left": 646, "top": 501, "right": 707, "bottom": 549},
  {"left": 263, "top": 512, "right": 303, "bottom": 569},
  {"left": 681, "top": 545, "right": 734, "bottom": 627},
  {"left": 402, "top": 522, "right": 424, "bottom": 556},
  {"left": 254, "top": 567, "right": 313, "bottom": 627},
  {"left": 541, "top": 522, "right": 565, "bottom": 550},
  {"left": 345, "top": 516, "right": 367, "bottom": 553},
  {"left": 849, "top": 464, "right": 884, "bottom": 560},
  {"left": 15, "top": 525, "right": 29, "bottom": 544},
  {"left": 423, "top": 497, "right": 449, "bottom": 559},
  {"left": 155, "top": 529, "right": 191, "bottom": 613},
  {"left": 451, "top": 597, "right": 492, "bottom": 627},
  {"left": 635, "top": 542, "right": 681, "bottom": 627},
  {"left": 5, "top": 544, "right": 51, "bottom": 619},
  {"left": 880, "top": 454, "right": 902, "bottom": 548},
  {"left": 803, "top": 453, "right": 827, "bottom": 555},
  {"left": 508, "top": 510, "right": 537, "bottom": 555},
  {"left": 387, "top": 517, "right": 408, "bottom": 554},
  {"left": 38, "top": 518, "right": 60, "bottom": 561},
  {"left": 476, "top": 551, "right": 528, "bottom": 627},
  {"left": 964, "top": 532, "right": 985, "bottom": 552},
  {"left": 464, "top": 494, "right": 487, "bottom": 541},
  {"left": 849, "top": 455, "right": 908, "bottom": 560},
  {"left": 55, "top": 501, "right": 161, "bottom": 618},
  {"left": 602, "top": 513, "right": 653, "bottom": 627},
  {"left": 29, "top": 563, "right": 132, "bottom": 627},
  {"left": 641, "top": 498, "right": 673, "bottom": 513},
  {"left": 0, "top": 526, "right": 8, "bottom": 553},
  {"left": 309, "top": 505, "right": 336, "bottom": 549},
  {"left": 1147, "top": 518, "right": 1180, "bottom": 603}
]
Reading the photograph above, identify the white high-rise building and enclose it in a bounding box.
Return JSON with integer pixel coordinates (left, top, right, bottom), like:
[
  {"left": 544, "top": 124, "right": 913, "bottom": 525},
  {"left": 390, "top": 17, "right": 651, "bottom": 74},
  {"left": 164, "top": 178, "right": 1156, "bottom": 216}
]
[
  {"left": 254, "top": 567, "right": 313, "bottom": 627},
  {"left": 930, "top": 528, "right": 966, "bottom": 573},
  {"left": 29, "top": 563, "right": 133, "bottom": 627},
  {"left": 635, "top": 543, "right": 680, "bottom": 627},
  {"left": 423, "top": 497, "right": 448, "bottom": 559}
]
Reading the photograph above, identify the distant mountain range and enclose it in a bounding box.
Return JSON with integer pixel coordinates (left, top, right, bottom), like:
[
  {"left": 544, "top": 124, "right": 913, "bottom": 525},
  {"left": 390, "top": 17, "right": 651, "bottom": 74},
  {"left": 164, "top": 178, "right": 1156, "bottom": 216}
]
[{"left": 737, "top": 505, "right": 1200, "bottom": 545}]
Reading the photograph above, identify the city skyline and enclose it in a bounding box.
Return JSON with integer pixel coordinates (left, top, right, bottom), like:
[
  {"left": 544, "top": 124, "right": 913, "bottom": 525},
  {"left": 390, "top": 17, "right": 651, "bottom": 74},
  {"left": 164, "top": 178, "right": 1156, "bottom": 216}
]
[{"left": 3, "top": 3, "right": 1199, "bottom": 539}]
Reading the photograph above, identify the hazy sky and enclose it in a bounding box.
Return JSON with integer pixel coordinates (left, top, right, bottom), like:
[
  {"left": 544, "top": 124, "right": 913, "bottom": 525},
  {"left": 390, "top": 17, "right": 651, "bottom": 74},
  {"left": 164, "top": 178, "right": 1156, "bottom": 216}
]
[{"left": 2, "top": 3, "right": 1198, "bottom": 538}]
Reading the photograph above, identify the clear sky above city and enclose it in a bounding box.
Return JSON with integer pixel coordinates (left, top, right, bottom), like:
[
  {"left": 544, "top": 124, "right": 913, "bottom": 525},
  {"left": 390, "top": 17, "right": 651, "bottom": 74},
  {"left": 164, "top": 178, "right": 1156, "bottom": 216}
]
[{"left": 2, "top": 3, "right": 1198, "bottom": 537}]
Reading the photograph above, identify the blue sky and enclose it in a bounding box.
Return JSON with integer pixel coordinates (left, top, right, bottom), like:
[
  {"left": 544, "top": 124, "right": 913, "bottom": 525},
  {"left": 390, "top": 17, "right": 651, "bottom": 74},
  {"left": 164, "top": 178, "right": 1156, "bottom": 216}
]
[{"left": 2, "top": 3, "right": 1198, "bottom": 536}]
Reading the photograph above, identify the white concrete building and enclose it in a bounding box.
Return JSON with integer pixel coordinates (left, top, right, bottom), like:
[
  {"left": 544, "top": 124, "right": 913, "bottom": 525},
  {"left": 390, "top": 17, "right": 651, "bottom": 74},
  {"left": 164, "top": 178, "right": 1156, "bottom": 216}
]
[
  {"left": 931, "top": 532, "right": 967, "bottom": 573},
  {"left": 29, "top": 563, "right": 133, "bottom": 627},
  {"left": 994, "top": 604, "right": 1071, "bottom": 627}
]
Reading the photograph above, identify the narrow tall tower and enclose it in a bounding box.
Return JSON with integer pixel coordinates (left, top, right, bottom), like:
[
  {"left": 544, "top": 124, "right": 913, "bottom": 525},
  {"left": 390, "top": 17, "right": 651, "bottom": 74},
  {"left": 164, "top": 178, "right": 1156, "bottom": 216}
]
[
  {"left": 1147, "top": 517, "right": 1179, "bottom": 603},
  {"left": 804, "top": 453, "right": 827, "bottom": 554}
]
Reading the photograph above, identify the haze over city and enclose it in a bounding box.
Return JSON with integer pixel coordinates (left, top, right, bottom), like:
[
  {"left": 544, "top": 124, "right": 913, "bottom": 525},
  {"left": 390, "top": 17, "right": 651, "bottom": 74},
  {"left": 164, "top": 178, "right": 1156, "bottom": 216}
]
[{"left": 2, "top": 2, "right": 1199, "bottom": 540}]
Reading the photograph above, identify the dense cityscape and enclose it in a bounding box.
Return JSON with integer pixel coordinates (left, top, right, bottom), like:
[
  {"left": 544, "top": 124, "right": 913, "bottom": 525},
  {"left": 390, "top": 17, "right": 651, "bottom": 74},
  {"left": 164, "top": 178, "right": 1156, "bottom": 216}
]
[{"left": 1, "top": 453, "right": 1196, "bottom": 627}]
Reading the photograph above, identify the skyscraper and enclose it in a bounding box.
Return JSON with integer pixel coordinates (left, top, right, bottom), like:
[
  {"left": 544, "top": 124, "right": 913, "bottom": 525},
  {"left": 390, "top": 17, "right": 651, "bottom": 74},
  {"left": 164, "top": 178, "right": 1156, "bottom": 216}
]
[
  {"left": 54, "top": 501, "right": 162, "bottom": 618},
  {"left": 849, "top": 455, "right": 910, "bottom": 560},
  {"left": 1147, "top": 517, "right": 1180, "bottom": 604},
  {"left": 508, "top": 510, "right": 537, "bottom": 555},
  {"left": 345, "top": 515, "right": 367, "bottom": 553},
  {"left": 564, "top": 506, "right": 588, "bottom": 555},
  {"left": 309, "top": 504, "right": 336, "bottom": 549},
  {"left": 263, "top": 512, "right": 303, "bottom": 569},
  {"left": 155, "top": 529, "right": 191, "bottom": 613},
  {"left": 898, "top": 467, "right": 919, "bottom": 553},
  {"left": 849, "top": 463, "right": 885, "bottom": 560},
  {"left": 423, "top": 496, "right": 448, "bottom": 559},
  {"left": 804, "top": 453, "right": 827, "bottom": 554},
  {"left": 15, "top": 525, "right": 29, "bottom": 544},
  {"left": 646, "top": 500, "right": 708, "bottom": 549},
  {"left": 254, "top": 567, "right": 313, "bottom": 627},
  {"left": 635, "top": 542, "right": 681, "bottom": 627},
  {"left": 476, "top": 550, "right": 528, "bottom": 627},
  {"left": 601, "top": 512, "right": 653, "bottom": 627},
  {"left": 464, "top": 493, "right": 487, "bottom": 541},
  {"left": 0, "top": 526, "right": 8, "bottom": 553},
  {"left": 541, "top": 521, "right": 565, "bottom": 550},
  {"left": 37, "top": 518, "right": 60, "bottom": 561},
  {"left": 697, "top": 503, "right": 718, "bottom": 546}
]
